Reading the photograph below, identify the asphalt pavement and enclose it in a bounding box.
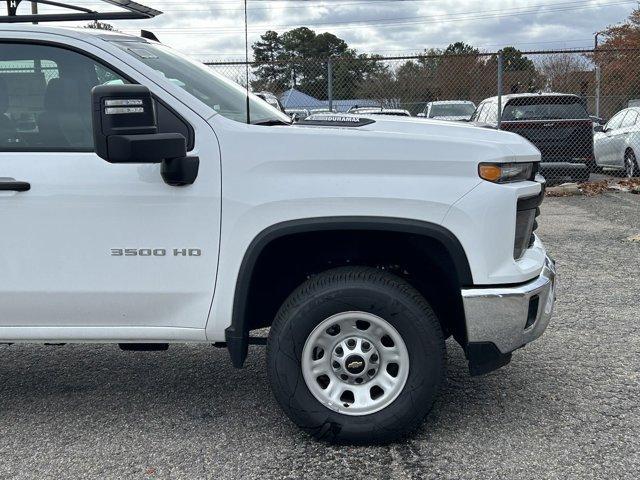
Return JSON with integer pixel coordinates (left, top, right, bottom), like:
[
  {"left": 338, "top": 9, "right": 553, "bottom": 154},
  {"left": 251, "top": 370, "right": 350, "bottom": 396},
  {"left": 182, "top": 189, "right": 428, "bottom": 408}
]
[{"left": 0, "top": 191, "right": 638, "bottom": 479}]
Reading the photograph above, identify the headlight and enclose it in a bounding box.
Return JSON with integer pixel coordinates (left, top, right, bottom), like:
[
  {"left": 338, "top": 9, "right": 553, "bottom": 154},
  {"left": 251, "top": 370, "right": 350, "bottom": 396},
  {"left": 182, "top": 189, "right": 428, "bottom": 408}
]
[{"left": 478, "top": 162, "right": 535, "bottom": 183}]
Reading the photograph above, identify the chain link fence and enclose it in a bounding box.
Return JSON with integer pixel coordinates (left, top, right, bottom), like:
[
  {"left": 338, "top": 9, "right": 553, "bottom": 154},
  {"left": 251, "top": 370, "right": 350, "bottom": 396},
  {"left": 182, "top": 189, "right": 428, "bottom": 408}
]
[{"left": 207, "top": 48, "right": 640, "bottom": 185}]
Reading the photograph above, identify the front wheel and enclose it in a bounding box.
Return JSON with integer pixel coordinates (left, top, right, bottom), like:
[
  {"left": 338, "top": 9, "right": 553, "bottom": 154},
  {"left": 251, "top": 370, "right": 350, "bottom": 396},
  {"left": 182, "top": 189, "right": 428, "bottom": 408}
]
[{"left": 267, "top": 266, "right": 445, "bottom": 444}]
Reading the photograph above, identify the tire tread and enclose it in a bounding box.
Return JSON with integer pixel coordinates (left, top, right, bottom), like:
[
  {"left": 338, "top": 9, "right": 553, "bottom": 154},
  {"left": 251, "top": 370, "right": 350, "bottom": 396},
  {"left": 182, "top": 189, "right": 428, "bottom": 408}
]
[{"left": 267, "top": 266, "right": 446, "bottom": 444}]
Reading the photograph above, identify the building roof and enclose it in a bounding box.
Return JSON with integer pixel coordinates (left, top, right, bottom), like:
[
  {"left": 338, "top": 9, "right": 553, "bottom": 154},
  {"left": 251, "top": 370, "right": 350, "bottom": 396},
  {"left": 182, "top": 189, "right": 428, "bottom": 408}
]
[
  {"left": 280, "top": 88, "right": 324, "bottom": 109},
  {"left": 279, "top": 89, "right": 381, "bottom": 112}
]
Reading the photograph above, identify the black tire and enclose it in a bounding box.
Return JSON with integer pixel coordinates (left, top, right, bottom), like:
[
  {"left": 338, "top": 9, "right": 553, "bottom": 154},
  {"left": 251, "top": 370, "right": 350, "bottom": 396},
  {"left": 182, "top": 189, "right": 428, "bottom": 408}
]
[
  {"left": 267, "top": 266, "right": 445, "bottom": 444},
  {"left": 624, "top": 149, "right": 640, "bottom": 178}
]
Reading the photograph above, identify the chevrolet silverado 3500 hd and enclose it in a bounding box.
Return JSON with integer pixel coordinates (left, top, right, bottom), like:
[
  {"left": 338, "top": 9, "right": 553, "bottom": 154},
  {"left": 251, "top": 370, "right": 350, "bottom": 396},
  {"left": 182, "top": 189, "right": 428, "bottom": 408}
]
[{"left": 0, "top": 25, "right": 556, "bottom": 443}]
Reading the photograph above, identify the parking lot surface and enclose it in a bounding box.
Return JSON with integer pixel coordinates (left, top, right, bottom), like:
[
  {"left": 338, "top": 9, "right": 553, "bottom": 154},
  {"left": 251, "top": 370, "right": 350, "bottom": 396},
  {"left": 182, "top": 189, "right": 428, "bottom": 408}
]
[{"left": 0, "top": 192, "right": 638, "bottom": 480}]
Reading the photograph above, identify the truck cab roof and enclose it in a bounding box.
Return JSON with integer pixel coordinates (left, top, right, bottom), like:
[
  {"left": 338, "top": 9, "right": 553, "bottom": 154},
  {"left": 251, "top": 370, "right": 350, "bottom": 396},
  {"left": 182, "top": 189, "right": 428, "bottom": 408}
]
[{"left": 0, "top": 23, "right": 148, "bottom": 43}]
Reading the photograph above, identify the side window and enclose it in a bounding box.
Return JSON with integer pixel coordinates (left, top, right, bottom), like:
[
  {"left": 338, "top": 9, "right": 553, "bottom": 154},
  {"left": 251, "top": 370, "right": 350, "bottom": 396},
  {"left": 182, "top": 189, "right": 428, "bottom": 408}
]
[
  {"left": 606, "top": 111, "right": 626, "bottom": 131},
  {"left": 621, "top": 110, "right": 638, "bottom": 128},
  {"left": 0, "top": 43, "right": 128, "bottom": 151}
]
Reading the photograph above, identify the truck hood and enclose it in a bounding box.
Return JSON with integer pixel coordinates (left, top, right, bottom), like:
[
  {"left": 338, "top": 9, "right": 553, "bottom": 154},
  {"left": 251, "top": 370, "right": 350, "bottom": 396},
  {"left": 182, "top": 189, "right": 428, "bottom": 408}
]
[
  {"left": 211, "top": 111, "right": 542, "bottom": 238},
  {"left": 292, "top": 113, "right": 540, "bottom": 163}
]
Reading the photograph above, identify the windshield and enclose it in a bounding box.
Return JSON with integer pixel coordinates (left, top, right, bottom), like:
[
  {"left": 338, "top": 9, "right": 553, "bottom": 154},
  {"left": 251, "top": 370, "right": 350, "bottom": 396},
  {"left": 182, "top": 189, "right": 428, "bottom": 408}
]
[
  {"left": 114, "top": 41, "right": 291, "bottom": 125},
  {"left": 429, "top": 104, "right": 475, "bottom": 118},
  {"left": 503, "top": 97, "right": 589, "bottom": 121}
]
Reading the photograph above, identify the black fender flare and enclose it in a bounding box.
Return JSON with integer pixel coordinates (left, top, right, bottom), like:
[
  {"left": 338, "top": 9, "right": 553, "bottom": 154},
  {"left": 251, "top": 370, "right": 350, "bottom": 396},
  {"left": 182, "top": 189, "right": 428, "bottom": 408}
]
[{"left": 225, "top": 216, "right": 473, "bottom": 367}]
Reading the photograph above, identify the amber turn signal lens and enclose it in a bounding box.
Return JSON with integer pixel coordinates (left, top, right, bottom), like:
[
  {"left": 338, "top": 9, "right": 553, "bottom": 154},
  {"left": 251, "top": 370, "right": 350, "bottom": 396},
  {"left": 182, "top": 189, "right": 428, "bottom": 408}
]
[
  {"left": 478, "top": 162, "right": 535, "bottom": 183},
  {"left": 479, "top": 164, "right": 503, "bottom": 182}
]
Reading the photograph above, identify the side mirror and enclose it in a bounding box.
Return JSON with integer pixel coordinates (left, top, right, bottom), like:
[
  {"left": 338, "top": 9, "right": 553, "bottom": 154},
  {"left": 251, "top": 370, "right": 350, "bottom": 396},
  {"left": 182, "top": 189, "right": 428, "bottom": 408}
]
[
  {"left": 594, "top": 124, "right": 604, "bottom": 133},
  {"left": 417, "top": 112, "right": 426, "bottom": 117},
  {"left": 91, "top": 84, "right": 198, "bottom": 186}
]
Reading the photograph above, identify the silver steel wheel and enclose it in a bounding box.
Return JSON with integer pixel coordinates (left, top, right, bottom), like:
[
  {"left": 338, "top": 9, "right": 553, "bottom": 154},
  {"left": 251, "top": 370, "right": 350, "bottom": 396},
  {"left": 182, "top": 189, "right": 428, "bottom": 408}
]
[{"left": 301, "top": 311, "right": 410, "bottom": 416}]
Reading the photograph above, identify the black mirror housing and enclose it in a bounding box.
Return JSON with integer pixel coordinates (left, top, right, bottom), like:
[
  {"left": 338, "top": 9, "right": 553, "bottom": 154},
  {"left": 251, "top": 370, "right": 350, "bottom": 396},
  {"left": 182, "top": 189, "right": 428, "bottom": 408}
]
[
  {"left": 91, "top": 84, "right": 198, "bottom": 186},
  {"left": 594, "top": 124, "right": 604, "bottom": 133},
  {"left": 91, "top": 84, "right": 187, "bottom": 163},
  {"left": 92, "top": 84, "right": 157, "bottom": 161},
  {"left": 107, "top": 133, "right": 186, "bottom": 164}
]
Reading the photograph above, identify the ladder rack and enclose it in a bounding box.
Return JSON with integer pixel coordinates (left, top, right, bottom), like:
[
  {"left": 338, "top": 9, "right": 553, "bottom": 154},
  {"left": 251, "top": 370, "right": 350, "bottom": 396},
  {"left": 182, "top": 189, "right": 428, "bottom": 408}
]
[{"left": 1, "top": 0, "right": 161, "bottom": 23}]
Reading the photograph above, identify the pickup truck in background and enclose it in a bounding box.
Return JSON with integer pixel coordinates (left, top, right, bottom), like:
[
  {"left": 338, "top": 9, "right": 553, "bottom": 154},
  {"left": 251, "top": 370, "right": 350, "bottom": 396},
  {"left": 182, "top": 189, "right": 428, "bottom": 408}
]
[
  {"left": 418, "top": 100, "right": 477, "bottom": 121},
  {"left": 472, "top": 93, "right": 595, "bottom": 184}
]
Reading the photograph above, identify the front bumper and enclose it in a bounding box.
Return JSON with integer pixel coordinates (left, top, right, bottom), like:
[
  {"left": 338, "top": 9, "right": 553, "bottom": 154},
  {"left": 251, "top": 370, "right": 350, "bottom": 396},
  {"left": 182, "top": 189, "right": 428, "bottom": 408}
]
[
  {"left": 461, "top": 252, "right": 556, "bottom": 374},
  {"left": 539, "top": 162, "right": 589, "bottom": 185}
]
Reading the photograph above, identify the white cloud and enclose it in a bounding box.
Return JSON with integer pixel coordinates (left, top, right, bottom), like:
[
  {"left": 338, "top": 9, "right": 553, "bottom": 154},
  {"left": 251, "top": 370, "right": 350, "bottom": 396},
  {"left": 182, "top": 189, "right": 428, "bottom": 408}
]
[{"left": 28, "top": 0, "right": 636, "bottom": 60}]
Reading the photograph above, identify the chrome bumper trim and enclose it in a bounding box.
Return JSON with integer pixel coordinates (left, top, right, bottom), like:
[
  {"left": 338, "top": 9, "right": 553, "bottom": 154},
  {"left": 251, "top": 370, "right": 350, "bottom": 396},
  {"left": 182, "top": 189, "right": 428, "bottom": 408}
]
[{"left": 461, "top": 255, "right": 556, "bottom": 354}]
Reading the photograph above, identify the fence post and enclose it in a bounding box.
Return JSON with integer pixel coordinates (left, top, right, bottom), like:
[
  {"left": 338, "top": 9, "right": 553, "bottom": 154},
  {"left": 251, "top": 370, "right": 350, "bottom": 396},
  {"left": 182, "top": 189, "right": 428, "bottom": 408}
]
[
  {"left": 497, "top": 50, "right": 504, "bottom": 129},
  {"left": 327, "top": 58, "right": 334, "bottom": 112},
  {"left": 595, "top": 66, "right": 601, "bottom": 118}
]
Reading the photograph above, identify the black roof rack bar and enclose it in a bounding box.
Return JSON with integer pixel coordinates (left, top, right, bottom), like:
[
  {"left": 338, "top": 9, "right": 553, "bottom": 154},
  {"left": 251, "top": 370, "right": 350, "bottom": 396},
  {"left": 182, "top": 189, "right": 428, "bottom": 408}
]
[
  {"left": 1, "top": 0, "right": 162, "bottom": 23},
  {"left": 35, "top": 0, "right": 96, "bottom": 14}
]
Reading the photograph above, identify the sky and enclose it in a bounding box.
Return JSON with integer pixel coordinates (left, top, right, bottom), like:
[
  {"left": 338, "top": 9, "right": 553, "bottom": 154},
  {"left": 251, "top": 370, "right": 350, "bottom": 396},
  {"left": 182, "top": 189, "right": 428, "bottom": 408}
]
[{"left": 17, "top": 0, "right": 640, "bottom": 61}]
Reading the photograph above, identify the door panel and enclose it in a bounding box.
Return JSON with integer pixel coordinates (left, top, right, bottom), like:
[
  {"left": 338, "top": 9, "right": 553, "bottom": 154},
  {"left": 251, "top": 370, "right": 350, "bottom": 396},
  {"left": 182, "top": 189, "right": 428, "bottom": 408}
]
[
  {"left": 610, "top": 129, "right": 627, "bottom": 167},
  {"left": 0, "top": 40, "right": 221, "bottom": 331},
  {"left": 594, "top": 132, "right": 607, "bottom": 166},
  {"left": 614, "top": 111, "right": 638, "bottom": 166},
  {"left": 600, "top": 111, "right": 626, "bottom": 165}
]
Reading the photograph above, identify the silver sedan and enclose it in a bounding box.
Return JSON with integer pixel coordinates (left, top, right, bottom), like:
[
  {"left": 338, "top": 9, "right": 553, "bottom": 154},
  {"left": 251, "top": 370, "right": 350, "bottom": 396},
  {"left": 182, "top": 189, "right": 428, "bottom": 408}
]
[{"left": 594, "top": 107, "right": 640, "bottom": 177}]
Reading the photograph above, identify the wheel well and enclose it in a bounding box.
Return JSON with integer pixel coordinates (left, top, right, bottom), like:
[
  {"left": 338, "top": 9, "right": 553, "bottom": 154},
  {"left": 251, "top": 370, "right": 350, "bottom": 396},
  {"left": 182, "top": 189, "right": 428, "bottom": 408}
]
[{"left": 225, "top": 218, "right": 472, "bottom": 368}]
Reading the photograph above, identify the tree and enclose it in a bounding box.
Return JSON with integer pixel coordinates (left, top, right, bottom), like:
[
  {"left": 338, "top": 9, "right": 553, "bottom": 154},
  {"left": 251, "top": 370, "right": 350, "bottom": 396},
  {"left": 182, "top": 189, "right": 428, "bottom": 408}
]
[
  {"left": 438, "top": 43, "right": 494, "bottom": 102},
  {"left": 281, "top": 29, "right": 351, "bottom": 98},
  {"left": 354, "top": 58, "right": 395, "bottom": 104},
  {"left": 251, "top": 27, "right": 382, "bottom": 99},
  {"left": 488, "top": 47, "right": 540, "bottom": 94},
  {"left": 443, "top": 42, "right": 479, "bottom": 56},
  {"left": 252, "top": 30, "right": 286, "bottom": 92},
  {"left": 598, "top": 8, "right": 640, "bottom": 49},
  {"left": 538, "top": 53, "right": 591, "bottom": 91},
  {"left": 593, "top": 7, "right": 640, "bottom": 117},
  {"left": 501, "top": 46, "right": 535, "bottom": 72},
  {"left": 391, "top": 49, "right": 442, "bottom": 112}
]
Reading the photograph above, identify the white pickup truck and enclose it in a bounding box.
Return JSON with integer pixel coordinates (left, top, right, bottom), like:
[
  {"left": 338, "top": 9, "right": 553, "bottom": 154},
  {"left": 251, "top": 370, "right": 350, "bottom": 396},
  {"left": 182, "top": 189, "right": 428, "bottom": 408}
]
[{"left": 0, "top": 25, "right": 556, "bottom": 443}]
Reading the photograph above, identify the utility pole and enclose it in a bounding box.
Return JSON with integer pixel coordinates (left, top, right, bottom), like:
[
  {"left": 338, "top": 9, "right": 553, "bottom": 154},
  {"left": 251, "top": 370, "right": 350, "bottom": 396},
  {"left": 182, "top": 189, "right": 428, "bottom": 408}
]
[
  {"left": 594, "top": 31, "right": 604, "bottom": 118},
  {"left": 497, "top": 50, "right": 504, "bottom": 129},
  {"left": 327, "top": 58, "right": 334, "bottom": 112},
  {"left": 594, "top": 31, "right": 603, "bottom": 50},
  {"left": 32, "top": 2, "right": 41, "bottom": 74}
]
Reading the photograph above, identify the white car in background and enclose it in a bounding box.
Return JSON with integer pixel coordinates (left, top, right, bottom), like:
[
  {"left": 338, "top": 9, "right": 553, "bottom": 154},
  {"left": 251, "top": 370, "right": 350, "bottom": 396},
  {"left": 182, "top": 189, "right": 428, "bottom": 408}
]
[
  {"left": 348, "top": 107, "right": 411, "bottom": 117},
  {"left": 418, "top": 100, "right": 476, "bottom": 121},
  {"left": 594, "top": 107, "right": 640, "bottom": 177}
]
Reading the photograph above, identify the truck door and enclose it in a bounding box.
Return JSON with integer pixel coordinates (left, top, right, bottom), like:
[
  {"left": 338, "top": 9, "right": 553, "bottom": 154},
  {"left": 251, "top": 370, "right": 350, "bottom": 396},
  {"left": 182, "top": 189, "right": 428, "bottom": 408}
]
[{"left": 0, "top": 40, "right": 220, "bottom": 338}]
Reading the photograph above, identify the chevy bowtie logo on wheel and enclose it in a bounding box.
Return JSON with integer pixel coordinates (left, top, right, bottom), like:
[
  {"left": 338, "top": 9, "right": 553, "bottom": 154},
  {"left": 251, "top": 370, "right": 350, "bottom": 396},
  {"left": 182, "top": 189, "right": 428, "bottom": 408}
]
[{"left": 345, "top": 356, "right": 366, "bottom": 374}]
